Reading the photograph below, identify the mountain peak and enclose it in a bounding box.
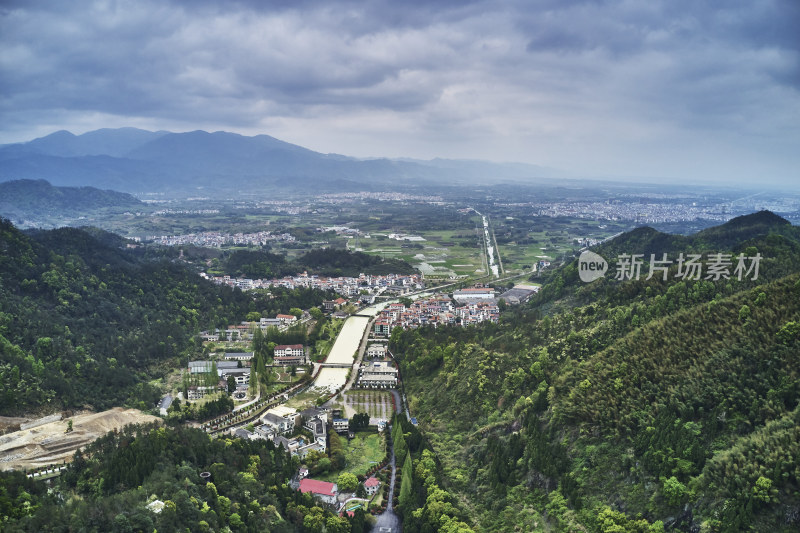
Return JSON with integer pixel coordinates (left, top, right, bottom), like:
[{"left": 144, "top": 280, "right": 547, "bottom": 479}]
[{"left": 718, "top": 210, "right": 789, "bottom": 229}]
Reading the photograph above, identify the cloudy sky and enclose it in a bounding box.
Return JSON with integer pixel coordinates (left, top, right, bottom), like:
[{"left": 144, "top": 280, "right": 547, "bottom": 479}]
[{"left": 1, "top": 0, "right": 798, "bottom": 186}]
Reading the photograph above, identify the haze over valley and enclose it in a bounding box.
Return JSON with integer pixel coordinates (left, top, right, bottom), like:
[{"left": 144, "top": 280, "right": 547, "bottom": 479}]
[{"left": 1, "top": 1, "right": 799, "bottom": 532}]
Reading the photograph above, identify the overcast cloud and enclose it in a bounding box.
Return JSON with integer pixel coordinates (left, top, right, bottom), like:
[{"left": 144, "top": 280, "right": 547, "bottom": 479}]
[{"left": 1, "top": 0, "right": 798, "bottom": 186}]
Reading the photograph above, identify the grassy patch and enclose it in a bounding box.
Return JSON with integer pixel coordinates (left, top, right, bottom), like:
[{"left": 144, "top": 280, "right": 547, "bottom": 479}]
[{"left": 319, "top": 431, "right": 386, "bottom": 481}]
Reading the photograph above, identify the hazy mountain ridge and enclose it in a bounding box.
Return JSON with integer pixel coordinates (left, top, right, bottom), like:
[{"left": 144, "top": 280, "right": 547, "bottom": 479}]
[
  {"left": 532, "top": 211, "right": 800, "bottom": 309},
  {"left": 0, "top": 179, "right": 143, "bottom": 228},
  {"left": 0, "top": 128, "right": 561, "bottom": 193}
]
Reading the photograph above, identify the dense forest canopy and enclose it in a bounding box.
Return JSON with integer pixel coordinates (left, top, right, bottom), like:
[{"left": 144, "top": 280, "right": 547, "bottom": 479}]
[
  {"left": 0, "top": 423, "right": 371, "bottom": 532},
  {"left": 389, "top": 211, "right": 800, "bottom": 532},
  {"left": 223, "top": 247, "right": 416, "bottom": 279},
  {"left": 0, "top": 219, "right": 335, "bottom": 415}
]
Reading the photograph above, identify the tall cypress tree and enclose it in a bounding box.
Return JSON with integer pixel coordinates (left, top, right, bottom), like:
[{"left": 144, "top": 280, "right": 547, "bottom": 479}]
[
  {"left": 399, "top": 450, "right": 413, "bottom": 510},
  {"left": 393, "top": 420, "right": 407, "bottom": 467}
]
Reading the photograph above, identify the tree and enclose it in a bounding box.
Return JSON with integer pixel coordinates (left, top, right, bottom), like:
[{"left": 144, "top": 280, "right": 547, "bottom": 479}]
[
  {"left": 752, "top": 476, "right": 774, "bottom": 503},
  {"left": 207, "top": 361, "right": 218, "bottom": 387},
  {"left": 351, "top": 413, "right": 369, "bottom": 430},
  {"left": 337, "top": 472, "right": 358, "bottom": 493},
  {"left": 227, "top": 375, "right": 236, "bottom": 394},
  {"left": 245, "top": 311, "right": 261, "bottom": 322},
  {"left": 777, "top": 321, "right": 800, "bottom": 344},
  {"left": 738, "top": 304, "right": 751, "bottom": 322},
  {"left": 662, "top": 476, "right": 688, "bottom": 506},
  {"left": 399, "top": 451, "right": 413, "bottom": 509},
  {"left": 289, "top": 307, "right": 303, "bottom": 319},
  {"left": 228, "top": 512, "right": 244, "bottom": 529},
  {"left": 392, "top": 421, "right": 407, "bottom": 466},
  {"left": 315, "top": 457, "right": 331, "bottom": 474},
  {"left": 325, "top": 515, "right": 350, "bottom": 533},
  {"left": 309, "top": 307, "right": 323, "bottom": 320}
]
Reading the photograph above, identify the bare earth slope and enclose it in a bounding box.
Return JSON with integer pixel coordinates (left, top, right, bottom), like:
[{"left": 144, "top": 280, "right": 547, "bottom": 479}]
[{"left": 0, "top": 408, "right": 160, "bottom": 471}]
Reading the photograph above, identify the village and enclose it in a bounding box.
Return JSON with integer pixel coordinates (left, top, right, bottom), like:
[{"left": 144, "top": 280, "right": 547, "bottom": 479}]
[
  {"left": 172, "top": 319, "right": 403, "bottom": 516},
  {"left": 200, "top": 271, "right": 424, "bottom": 302},
  {"left": 8, "top": 266, "right": 539, "bottom": 520},
  {"left": 154, "top": 274, "right": 538, "bottom": 518}
]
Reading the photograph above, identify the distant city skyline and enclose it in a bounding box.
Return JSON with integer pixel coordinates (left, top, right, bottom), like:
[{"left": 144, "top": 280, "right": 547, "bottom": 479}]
[{"left": 1, "top": 0, "right": 798, "bottom": 188}]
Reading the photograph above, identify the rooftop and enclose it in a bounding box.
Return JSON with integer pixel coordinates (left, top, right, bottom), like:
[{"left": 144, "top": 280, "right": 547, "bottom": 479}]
[{"left": 299, "top": 478, "right": 337, "bottom": 497}]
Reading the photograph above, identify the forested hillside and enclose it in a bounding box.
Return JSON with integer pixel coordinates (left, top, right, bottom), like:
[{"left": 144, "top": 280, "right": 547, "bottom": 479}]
[
  {"left": 0, "top": 179, "right": 142, "bottom": 227},
  {"left": 390, "top": 212, "right": 800, "bottom": 532},
  {"left": 0, "top": 423, "right": 370, "bottom": 532},
  {"left": 222, "top": 247, "right": 416, "bottom": 279},
  {"left": 0, "top": 219, "right": 332, "bottom": 415}
]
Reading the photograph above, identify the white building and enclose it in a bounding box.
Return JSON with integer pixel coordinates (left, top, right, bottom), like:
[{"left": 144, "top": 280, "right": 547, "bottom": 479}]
[
  {"left": 274, "top": 344, "right": 306, "bottom": 365},
  {"left": 262, "top": 407, "right": 296, "bottom": 434},
  {"left": 366, "top": 344, "right": 387, "bottom": 358},
  {"left": 357, "top": 361, "right": 399, "bottom": 389},
  {"left": 452, "top": 287, "right": 495, "bottom": 302},
  {"left": 224, "top": 352, "right": 254, "bottom": 361}
]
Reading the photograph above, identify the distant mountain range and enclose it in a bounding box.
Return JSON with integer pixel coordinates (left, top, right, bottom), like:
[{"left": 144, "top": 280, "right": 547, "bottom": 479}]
[{"left": 0, "top": 128, "right": 561, "bottom": 193}]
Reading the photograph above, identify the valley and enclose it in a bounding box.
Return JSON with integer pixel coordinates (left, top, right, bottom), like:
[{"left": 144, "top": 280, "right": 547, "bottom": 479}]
[{"left": 1, "top": 132, "right": 799, "bottom": 532}]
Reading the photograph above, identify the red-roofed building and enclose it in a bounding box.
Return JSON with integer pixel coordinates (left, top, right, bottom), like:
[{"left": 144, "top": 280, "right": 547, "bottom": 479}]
[
  {"left": 374, "top": 320, "right": 392, "bottom": 336},
  {"left": 276, "top": 314, "right": 298, "bottom": 324},
  {"left": 364, "top": 476, "right": 381, "bottom": 495},
  {"left": 274, "top": 344, "right": 306, "bottom": 365},
  {"left": 299, "top": 478, "right": 338, "bottom": 504}
]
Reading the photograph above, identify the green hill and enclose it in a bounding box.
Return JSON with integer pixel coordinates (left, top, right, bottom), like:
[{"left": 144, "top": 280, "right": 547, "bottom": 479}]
[
  {"left": 0, "top": 219, "right": 329, "bottom": 415},
  {"left": 390, "top": 211, "right": 800, "bottom": 532},
  {"left": 0, "top": 423, "right": 370, "bottom": 532},
  {"left": 0, "top": 179, "right": 142, "bottom": 226}
]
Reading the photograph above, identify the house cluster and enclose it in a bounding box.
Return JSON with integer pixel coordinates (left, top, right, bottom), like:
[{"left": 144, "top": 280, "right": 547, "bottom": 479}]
[
  {"left": 372, "top": 293, "right": 500, "bottom": 335},
  {"left": 236, "top": 406, "right": 331, "bottom": 460},
  {"left": 199, "top": 314, "right": 300, "bottom": 343},
  {"left": 201, "top": 271, "right": 423, "bottom": 298},
  {"left": 355, "top": 360, "right": 399, "bottom": 389},
  {"left": 186, "top": 356, "right": 253, "bottom": 399},
  {"left": 454, "top": 300, "right": 502, "bottom": 326},
  {"left": 152, "top": 230, "right": 295, "bottom": 247}
]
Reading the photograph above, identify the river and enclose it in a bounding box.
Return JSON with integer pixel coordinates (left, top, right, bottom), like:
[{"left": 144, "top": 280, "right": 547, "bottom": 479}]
[{"left": 312, "top": 303, "right": 387, "bottom": 392}]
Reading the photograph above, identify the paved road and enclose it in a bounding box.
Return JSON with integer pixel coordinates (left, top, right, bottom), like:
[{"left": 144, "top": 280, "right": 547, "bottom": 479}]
[{"left": 370, "top": 390, "right": 404, "bottom": 532}]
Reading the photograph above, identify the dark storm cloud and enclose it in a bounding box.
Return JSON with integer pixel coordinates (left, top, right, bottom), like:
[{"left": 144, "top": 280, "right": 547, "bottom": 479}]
[{"left": 0, "top": 0, "right": 798, "bottom": 183}]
